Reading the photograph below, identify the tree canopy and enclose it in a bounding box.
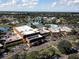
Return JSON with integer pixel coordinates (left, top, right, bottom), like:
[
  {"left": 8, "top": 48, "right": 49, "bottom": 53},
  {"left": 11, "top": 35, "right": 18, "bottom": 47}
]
[{"left": 57, "top": 40, "right": 72, "bottom": 54}]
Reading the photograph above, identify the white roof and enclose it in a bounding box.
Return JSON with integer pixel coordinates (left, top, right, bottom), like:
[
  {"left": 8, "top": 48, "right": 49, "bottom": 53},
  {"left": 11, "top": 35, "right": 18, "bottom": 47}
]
[
  {"left": 49, "top": 24, "right": 72, "bottom": 32},
  {"left": 60, "top": 26, "right": 72, "bottom": 32},
  {"left": 49, "top": 24, "right": 60, "bottom": 32},
  {"left": 14, "top": 25, "right": 39, "bottom": 35},
  {"left": 39, "top": 27, "right": 50, "bottom": 33},
  {"left": 49, "top": 28, "right": 60, "bottom": 32},
  {"left": 0, "top": 44, "right": 3, "bottom": 47}
]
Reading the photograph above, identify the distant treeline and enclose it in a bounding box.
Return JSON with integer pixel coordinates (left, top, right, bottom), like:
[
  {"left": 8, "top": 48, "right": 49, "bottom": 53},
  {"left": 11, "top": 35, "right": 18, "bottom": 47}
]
[{"left": 0, "top": 11, "right": 79, "bottom": 17}]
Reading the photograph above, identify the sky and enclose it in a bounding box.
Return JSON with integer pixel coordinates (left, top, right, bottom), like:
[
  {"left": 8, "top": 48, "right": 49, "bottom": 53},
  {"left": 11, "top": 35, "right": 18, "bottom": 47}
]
[{"left": 0, "top": 0, "right": 79, "bottom": 12}]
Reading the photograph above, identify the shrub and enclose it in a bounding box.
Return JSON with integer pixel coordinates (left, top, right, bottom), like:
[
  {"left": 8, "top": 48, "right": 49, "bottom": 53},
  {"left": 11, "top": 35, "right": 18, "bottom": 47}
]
[
  {"left": 68, "top": 54, "right": 79, "bottom": 59},
  {"left": 40, "top": 47, "right": 55, "bottom": 56},
  {"left": 39, "top": 47, "right": 60, "bottom": 59},
  {"left": 57, "top": 40, "right": 72, "bottom": 54},
  {"left": 26, "top": 51, "right": 40, "bottom": 59}
]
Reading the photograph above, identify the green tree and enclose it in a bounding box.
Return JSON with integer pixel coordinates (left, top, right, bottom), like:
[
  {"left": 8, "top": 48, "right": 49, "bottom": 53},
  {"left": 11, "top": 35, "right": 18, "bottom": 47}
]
[
  {"left": 8, "top": 52, "right": 27, "bottom": 59},
  {"left": 68, "top": 54, "right": 79, "bottom": 59},
  {"left": 26, "top": 48, "right": 57, "bottom": 59},
  {"left": 9, "top": 54, "right": 19, "bottom": 59},
  {"left": 57, "top": 17, "right": 67, "bottom": 24},
  {"left": 75, "top": 41, "right": 79, "bottom": 47},
  {"left": 39, "top": 47, "right": 60, "bottom": 59},
  {"left": 18, "top": 52, "right": 27, "bottom": 59},
  {"left": 26, "top": 51, "right": 40, "bottom": 59},
  {"left": 40, "top": 47, "right": 55, "bottom": 58},
  {"left": 71, "top": 29, "right": 77, "bottom": 35},
  {"left": 57, "top": 40, "right": 72, "bottom": 54}
]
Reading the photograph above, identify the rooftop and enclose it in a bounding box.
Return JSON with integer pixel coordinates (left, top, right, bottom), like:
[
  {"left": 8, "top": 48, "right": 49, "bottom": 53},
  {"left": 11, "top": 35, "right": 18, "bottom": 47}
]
[
  {"left": 14, "top": 25, "right": 40, "bottom": 35},
  {"left": 0, "top": 43, "right": 3, "bottom": 47},
  {"left": 6, "top": 35, "right": 21, "bottom": 43},
  {"left": 39, "top": 27, "right": 50, "bottom": 34},
  {"left": 0, "top": 27, "right": 9, "bottom": 32},
  {"left": 60, "top": 26, "right": 72, "bottom": 32},
  {"left": 49, "top": 24, "right": 60, "bottom": 32},
  {"left": 32, "top": 22, "right": 44, "bottom": 28},
  {"left": 49, "top": 24, "right": 72, "bottom": 32}
]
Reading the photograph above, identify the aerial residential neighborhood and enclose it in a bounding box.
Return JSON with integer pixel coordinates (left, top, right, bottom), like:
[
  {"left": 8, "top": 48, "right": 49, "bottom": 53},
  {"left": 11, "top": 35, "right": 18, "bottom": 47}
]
[
  {"left": 0, "top": 0, "right": 79, "bottom": 59},
  {"left": 0, "top": 12, "right": 79, "bottom": 59}
]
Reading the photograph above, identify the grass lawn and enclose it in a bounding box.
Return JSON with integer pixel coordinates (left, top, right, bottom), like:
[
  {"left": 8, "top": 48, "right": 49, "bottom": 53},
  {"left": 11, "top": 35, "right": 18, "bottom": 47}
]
[{"left": 0, "top": 24, "right": 11, "bottom": 27}]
